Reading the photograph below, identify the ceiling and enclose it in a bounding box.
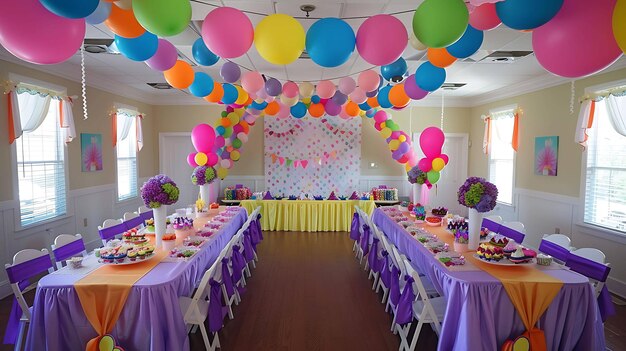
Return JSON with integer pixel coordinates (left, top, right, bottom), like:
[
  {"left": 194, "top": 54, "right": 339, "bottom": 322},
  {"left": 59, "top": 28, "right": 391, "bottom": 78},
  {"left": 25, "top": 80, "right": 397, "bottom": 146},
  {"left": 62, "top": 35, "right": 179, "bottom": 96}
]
[{"left": 1, "top": 0, "right": 625, "bottom": 107}]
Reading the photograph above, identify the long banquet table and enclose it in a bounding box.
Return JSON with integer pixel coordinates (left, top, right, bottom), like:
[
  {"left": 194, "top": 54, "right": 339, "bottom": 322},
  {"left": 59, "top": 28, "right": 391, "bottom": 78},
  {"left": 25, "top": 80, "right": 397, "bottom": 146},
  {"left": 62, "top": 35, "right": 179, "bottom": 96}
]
[
  {"left": 241, "top": 199, "right": 375, "bottom": 232},
  {"left": 25, "top": 208, "right": 247, "bottom": 351},
  {"left": 371, "top": 208, "right": 605, "bottom": 351}
]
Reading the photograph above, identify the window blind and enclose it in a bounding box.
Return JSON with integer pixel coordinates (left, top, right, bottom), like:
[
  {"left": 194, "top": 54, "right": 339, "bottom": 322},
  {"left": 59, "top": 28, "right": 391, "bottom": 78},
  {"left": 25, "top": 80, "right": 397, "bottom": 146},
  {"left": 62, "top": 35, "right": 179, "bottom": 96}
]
[
  {"left": 488, "top": 114, "right": 515, "bottom": 205},
  {"left": 116, "top": 113, "right": 138, "bottom": 201}
]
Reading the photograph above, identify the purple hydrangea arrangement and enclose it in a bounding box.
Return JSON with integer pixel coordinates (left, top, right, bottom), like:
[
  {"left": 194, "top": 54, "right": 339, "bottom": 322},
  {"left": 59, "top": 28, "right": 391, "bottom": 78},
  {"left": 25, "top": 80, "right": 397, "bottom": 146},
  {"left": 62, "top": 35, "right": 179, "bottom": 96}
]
[
  {"left": 141, "top": 174, "right": 180, "bottom": 208},
  {"left": 407, "top": 166, "right": 427, "bottom": 185},
  {"left": 191, "top": 166, "right": 217, "bottom": 186},
  {"left": 457, "top": 177, "right": 498, "bottom": 213}
]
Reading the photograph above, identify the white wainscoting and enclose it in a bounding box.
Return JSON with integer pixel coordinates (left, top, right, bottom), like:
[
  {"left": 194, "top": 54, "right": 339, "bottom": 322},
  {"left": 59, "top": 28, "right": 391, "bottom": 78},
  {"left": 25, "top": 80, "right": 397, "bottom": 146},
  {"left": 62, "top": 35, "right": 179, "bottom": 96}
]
[{"left": 0, "top": 178, "right": 147, "bottom": 299}]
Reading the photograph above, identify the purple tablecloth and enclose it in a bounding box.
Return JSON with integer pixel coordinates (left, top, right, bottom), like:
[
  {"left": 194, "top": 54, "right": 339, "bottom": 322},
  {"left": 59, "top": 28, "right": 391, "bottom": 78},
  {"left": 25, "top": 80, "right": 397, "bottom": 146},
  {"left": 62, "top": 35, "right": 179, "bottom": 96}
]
[
  {"left": 25, "top": 209, "right": 247, "bottom": 351},
  {"left": 372, "top": 208, "right": 605, "bottom": 351}
]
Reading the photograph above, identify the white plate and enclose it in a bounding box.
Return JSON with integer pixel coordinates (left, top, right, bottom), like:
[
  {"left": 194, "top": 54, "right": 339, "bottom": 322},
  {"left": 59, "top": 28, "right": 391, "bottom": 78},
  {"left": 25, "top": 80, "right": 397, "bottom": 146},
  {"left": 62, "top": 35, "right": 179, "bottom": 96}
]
[
  {"left": 472, "top": 254, "right": 535, "bottom": 266},
  {"left": 99, "top": 253, "right": 157, "bottom": 266}
]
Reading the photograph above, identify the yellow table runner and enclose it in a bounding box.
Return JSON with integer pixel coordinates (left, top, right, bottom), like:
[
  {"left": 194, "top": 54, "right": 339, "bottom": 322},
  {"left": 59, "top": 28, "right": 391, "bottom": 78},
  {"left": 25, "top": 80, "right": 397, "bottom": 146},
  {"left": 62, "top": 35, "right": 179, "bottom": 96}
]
[
  {"left": 421, "top": 220, "right": 563, "bottom": 351},
  {"left": 241, "top": 199, "right": 375, "bottom": 232}
]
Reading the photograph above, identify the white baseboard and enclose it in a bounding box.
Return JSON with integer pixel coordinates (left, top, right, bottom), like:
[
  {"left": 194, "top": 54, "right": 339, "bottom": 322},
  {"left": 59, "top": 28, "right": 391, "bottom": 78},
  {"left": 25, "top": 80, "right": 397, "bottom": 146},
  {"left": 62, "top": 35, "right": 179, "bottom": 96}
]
[{"left": 608, "top": 277, "right": 626, "bottom": 300}]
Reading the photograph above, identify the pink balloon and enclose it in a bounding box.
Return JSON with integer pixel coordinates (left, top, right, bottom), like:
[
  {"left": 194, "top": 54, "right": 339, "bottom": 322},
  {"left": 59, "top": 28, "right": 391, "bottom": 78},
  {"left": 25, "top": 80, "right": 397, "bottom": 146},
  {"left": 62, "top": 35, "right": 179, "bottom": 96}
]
[
  {"left": 282, "top": 81, "right": 299, "bottom": 98},
  {"left": 373, "top": 110, "right": 390, "bottom": 123},
  {"left": 145, "top": 39, "right": 177, "bottom": 71},
  {"left": 374, "top": 121, "right": 382, "bottom": 131},
  {"left": 349, "top": 87, "right": 367, "bottom": 104},
  {"left": 339, "top": 108, "right": 351, "bottom": 119},
  {"left": 408, "top": 154, "right": 418, "bottom": 167},
  {"left": 358, "top": 70, "right": 381, "bottom": 92},
  {"left": 187, "top": 153, "right": 198, "bottom": 167},
  {"left": 241, "top": 71, "right": 264, "bottom": 94},
  {"left": 277, "top": 103, "right": 290, "bottom": 119},
  {"left": 338, "top": 77, "right": 356, "bottom": 95},
  {"left": 440, "top": 153, "right": 449, "bottom": 165},
  {"left": 191, "top": 124, "right": 216, "bottom": 153},
  {"left": 316, "top": 80, "right": 336, "bottom": 99},
  {"left": 0, "top": 0, "right": 85, "bottom": 65},
  {"left": 418, "top": 157, "right": 432, "bottom": 172},
  {"left": 202, "top": 7, "right": 253, "bottom": 58},
  {"left": 220, "top": 159, "right": 233, "bottom": 169},
  {"left": 233, "top": 124, "right": 244, "bottom": 134},
  {"left": 390, "top": 131, "right": 402, "bottom": 139},
  {"left": 419, "top": 126, "right": 445, "bottom": 158},
  {"left": 356, "top": 15, "right": 407, "bottom": 66},
  {"left": 532, "top": 0, "right": 622, "bottom": 78},
  {"left": 207, "top": 153, "right": 219, "bottom": 167},
  {"left": 397, "top": 155, "right": 409, "bottom": 164},
  {"left": 468, "top": 3, "right": 501, "bottom": 31},
  {"left": 214, "top": 136, "right": 225, "bottom": 148}
]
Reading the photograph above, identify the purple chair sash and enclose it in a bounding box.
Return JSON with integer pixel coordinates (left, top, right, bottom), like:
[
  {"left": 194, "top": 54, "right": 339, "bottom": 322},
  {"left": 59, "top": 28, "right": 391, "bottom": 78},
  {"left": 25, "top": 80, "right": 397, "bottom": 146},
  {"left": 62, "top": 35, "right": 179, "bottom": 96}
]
[
  {"left": 139, "top": 210, "right": 153, "bottom": 222},
  {"left": 360, "top": 225, "right": 371, "bottom": 257},
  {"left": 242, "top": 233, "right": 255, "bottom": 263},
  {"left": 368, "top": 239, "right": 381, "bottom": 274},
  {"left": 124, "top": 216, "right": 144, "bottom": 230},
  {"left": 566, "top": 253, "right": 615, "bottom": 322},
  {"left": 538, "top": 239, "right": 570, "bottom": 263},
  {"left": 256, "top": 213, "right": 264, "bottom": 241},
  {"left": 4, "top": 254, "right": 53, "bottom": 344},
  {"left": 349, "top": 212, "right": 361, "bottom": 241},
  {"left": 498, "top": 225, "right": 525, "bottom": 244},
  {"left": 481, "top": 218, "right": 501, "bottom": 233},
  {"left": 380, "top": 252, "right": 391, "bottom": 287},
  {"left": 208, "top": 279, "right": 224, "bottom": 332},
  {"left": 220, "top": 258, "right": 235, "bottom": 298},
  {"left": 231, "top": 245, "right": 246, "bottom": 284},
  {"left": 389, "top": 265, "right": 401, "bottom": 306},
  {"left": 395, "top": 275, "right": 416, "bottom": 325},
  {"left": 98, "top": 222, "right": 127, "bottom": 242},
  {"left": 52, "top": 239, "right": 86, "bottom": 263}
]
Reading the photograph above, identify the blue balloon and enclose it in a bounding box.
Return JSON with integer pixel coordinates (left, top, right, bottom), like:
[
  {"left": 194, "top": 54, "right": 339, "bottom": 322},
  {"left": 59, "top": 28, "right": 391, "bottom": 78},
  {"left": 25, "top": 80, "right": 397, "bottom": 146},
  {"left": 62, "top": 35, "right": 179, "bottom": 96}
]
[
  {"left": 447, "top": 25, "right": 483, "bottom": 59},
  {"left": 365, "top": 109, "right": 377, "bottom": 118},
  {"left": 115, "top": 32, "right": 158, "bottom": 62},
  {"left": 216, "top": 126, "right": 226, "bottom": 135},
  {"left": 221, "top": 83, "right": 238, "bottom": 105},
  {"left": 377, "top": 85, "right": 392, "bottom": 109},
  {"left": 85, "top": 1, "right": 111, "bottom": 24},
  {"left": 40, "top": 0, "right": 99, "bottom": 19},
  {"left": 188, "top": 72, "right": 214, "bottom": 97},
  {"left": 306, "top": 18, "right": 355, "bottom": 68},
  {"left": 250, "top": 101, "right": 267, "bottom": 110},
  {"left": 415, "top": 62, "right": 446, "bottom": 92},
  {"left": 496, "top": 0, "right": 563, "bottom": 30},
  {"left": 290, "top": 102, "right": 307, "bottom": 118},
  {"left": 311, "top": 95, "right": 321, "bottom": 104},
  {"left": 381, "top": 58, "right": 408, "bottom": 82},
  {"left": 192, "top": 38, "right": 220, "bottom": 66},
  {"left": 358, "top": 102, "right": 371, "bottom": 111}
]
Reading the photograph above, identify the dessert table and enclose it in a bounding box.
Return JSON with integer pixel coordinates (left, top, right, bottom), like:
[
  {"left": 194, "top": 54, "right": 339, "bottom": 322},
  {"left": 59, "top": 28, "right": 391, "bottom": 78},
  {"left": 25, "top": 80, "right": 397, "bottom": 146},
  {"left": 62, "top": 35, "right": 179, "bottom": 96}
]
[
  {"left": 241, "top": 199, "right": 375, "bottom": 232},
  {"left": 25, "top": 207, "right": 247, "bottom": 351},
  {"left": 371, "top": 208, "right": 605, "bottom": 351}
]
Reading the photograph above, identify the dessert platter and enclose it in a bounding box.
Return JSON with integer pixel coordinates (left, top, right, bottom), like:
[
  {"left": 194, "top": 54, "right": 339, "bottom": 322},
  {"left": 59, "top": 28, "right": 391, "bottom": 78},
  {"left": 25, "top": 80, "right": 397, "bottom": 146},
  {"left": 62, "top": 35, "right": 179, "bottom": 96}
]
[
  {"left": 474, "top": 241, "right": 537, "bottom": 266},
  {"left": 436, "top": 252, "right": 466, "bottom": 267},
  {"left": 164, "top": 246, "right": 201, "bottom": 262},
  {"left": 99, "top": 239, "right": 156, "bottom": 265},
  {"left": 425, "top": 216, "right": 443, "bottom": 227}
]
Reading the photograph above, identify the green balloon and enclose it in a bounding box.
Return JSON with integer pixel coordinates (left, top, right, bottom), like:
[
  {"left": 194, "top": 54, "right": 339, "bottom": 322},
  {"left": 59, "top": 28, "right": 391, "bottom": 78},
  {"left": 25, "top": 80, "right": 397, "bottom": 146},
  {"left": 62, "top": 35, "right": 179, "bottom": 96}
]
[
  {"left": 413, "top": 0, "right": 468, "bottom": 48},
  {"left": 221, "top": 111, "right": 228, "bottom": 117},
  {"left": 133, "top": 0, "right": 192, "bottom": 37},
  {"left": 232, "top": 138, "right": 243, "bottom": 149},
  {"left": 222, "top": 127, "right": 233, "bottom": 138},
  {"left": 427, "top": 170, "right": 440, "bottom": 184}
]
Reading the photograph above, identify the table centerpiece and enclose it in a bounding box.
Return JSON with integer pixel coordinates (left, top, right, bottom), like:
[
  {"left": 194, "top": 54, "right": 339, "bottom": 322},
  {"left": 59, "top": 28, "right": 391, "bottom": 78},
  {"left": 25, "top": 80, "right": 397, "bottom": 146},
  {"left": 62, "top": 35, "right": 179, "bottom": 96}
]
[
  {"left": 457, "top": 177, "right": 498, "bottom": 250},
  {"left": 141, "top": 174, "right": 180, "bottom": 248}
]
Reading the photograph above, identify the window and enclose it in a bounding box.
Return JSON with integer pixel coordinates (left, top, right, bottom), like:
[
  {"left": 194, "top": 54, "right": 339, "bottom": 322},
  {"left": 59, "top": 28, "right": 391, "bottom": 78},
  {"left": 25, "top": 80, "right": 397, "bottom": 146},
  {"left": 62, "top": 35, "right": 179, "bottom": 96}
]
[
  {"left": 487, "top": 109, "right": 516, "bottom": 205},
  {"left": 116, "top": 110, "right": 138, "bottom": 201},
  {"left": 584, "top": 94, "right": 626, "bottom": 233},
  {"left": 16, "top": 97, "right": 67, "bottom": 226}
]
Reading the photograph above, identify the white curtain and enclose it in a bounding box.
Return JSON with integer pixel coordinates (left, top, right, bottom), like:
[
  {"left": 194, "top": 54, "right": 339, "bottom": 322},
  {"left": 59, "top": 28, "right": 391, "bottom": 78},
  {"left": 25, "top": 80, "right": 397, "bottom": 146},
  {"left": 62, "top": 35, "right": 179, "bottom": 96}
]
[
  {"left": 16, "top": 92, "right": 51, "bottom": 136},
  {"left": 605, "top": 94, "right": 626, "bottom": 137},
  {"left": 117, "top": 113, "right": 134, "bottom": 142},
  {"left": 575, "top": 100, "right": 594, "bottom": 148},
  {"left": 60, "top": 99, "right": 76, "bottom": 143}
]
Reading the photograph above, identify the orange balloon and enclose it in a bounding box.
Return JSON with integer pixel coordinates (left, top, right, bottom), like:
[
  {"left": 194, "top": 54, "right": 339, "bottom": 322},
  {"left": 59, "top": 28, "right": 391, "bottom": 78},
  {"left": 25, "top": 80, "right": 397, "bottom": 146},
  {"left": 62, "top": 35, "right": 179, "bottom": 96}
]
[
  {"left": 427, "top": 48, "right": 457, "bottom": 68},
  {"left": 239, "top": 120, "right": 250, "bottom": 134},
  {"left": 104, "top": 4, "right": 145, "bottom": 38},
  {"left": 204, "top": 82, "right": 224, "bottom": 103},
  {"left": 367, "top": 96, "right": 380, "bottom": 108},
  {"left": 164, "top": 60, "right": 194, "bottom": 89},
  {"left": 265, "top": 101, "right": 280, "bottom": 115},
  {"left": 389, "top": 84, "right": 410, "bottom": 107},
  {"left": 244, "top": 97, "right": 253, "bottom": 106},
  {"left": 220, "top": 118, "right": 231, "bottom": 127},
  {"left": 308, "top": 103, "right": 325, "bottom": 118},
  {"left": 345, "top": 101, "right": 360, "bottom": 117}
]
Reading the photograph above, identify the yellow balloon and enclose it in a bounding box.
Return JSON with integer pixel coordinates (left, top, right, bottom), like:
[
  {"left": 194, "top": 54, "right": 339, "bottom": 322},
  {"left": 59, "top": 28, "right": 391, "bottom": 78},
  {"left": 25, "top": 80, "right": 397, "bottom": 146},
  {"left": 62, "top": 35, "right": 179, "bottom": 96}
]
[
  {"left": 254, "top": 14, "right": 305, "bottom": 65},
  {"left": 380, "top": 127, "right": 392, "bottom": 139},
  {"left": 231, "top": 150, "right": 240, "bottom": 161},
  {"left": 217, "top": 167, "right": 228, "bottom": 180},
  {"left": 614, "top": 0, "right": 626, "bottom": 54},
  {"left": 235, "top": 86, "right": 249, "bottom": 105},
  {"left": 234, "top": 108, "right": 245, "bottom": 117},
  {"left": 432, "top": 157, "right": 445, "bottom": 172},
  {"left": 227, "top": 112, "right": 239, "bottom": 125},
  {"left": 302, "top": 97, "right": 311, "bottom": 104},
  {"left": 280, "top": 94, "right": 298, "bottom": 106},
  {"left": 194, "top": 152, "right": 208, "bottom": 166},
  {"left": 380, "top": 122, "right": 386, "bottom": 129},
  {"left": 299, "top": 82, "right": 314, "bottom": 97},
  {"left": 398, "top": 135, "right": 406, "bottom": 142},
  {"left": 405, "top": 163, "right": 412, "bottom": 172},
  {"left": 359, "top": 110, "right": 366, "bottom": 117},
  {"left": 388, "top": 139, "right": 400, "bottom": 151}
]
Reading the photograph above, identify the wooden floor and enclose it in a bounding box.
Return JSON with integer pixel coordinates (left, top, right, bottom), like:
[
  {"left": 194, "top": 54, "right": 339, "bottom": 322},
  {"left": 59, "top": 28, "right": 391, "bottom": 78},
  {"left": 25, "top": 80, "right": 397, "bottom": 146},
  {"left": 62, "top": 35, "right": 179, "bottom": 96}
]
[{"left": 1, "top": 231, "right": 625, "bottom": 350}]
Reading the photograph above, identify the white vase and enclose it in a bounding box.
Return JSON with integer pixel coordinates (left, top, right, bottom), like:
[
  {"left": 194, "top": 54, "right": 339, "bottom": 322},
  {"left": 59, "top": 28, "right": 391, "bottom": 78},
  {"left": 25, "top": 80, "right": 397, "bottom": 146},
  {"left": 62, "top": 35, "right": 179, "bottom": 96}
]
[
  {"left": 468, "top": 208, "right": 484, "bottom": 250},
  {"left": 412, "top": 183, "right": 421, "bottom": 205},
  {"left": 153, "top": 205, "right": 167, "bottom": 248},
  {"left": 199, "top": 184, "right": 211, "bottom": 204}
]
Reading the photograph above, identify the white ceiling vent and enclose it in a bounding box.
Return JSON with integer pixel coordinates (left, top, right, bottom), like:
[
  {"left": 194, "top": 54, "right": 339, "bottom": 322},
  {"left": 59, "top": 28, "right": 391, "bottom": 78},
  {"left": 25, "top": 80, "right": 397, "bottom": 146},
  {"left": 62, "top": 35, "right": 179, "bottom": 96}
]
[
  {"left": 83, "top": 39, "right": 119, "bottom": 55},
  {"left": 473, "top": 50, "right": 534, "bottom": 64},
  {"left": 441, "top": 83, "right": 466, "bottom": 90},
  {"left": 147, "top": 83, "right": 173, "bottom": 90}
]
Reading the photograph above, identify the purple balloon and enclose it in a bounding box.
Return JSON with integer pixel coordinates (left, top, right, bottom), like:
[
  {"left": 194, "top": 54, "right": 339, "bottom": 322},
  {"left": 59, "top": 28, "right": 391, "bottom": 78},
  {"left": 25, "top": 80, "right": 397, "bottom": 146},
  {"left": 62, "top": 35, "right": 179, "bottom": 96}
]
[
  {"left": 145, "top": 39, "right": 178, "bottom": 71},
  {"left": 325, "top": 100, "right": 341, "bottom": 116},
  {"left": 265, "top": 78, "right": 282, "bottom": 97},
  {"left": 366, "top": 89, "right": 379, "bottom": 98},
  {"left": 398, "top": 142, "right": 410, "bottom": 153},
  {"left": 404, "top": 74, "right": 429, "bottom": 100},
  {"left": 392, "top": 148, "right": 404, "bottom": 160},
  {"left": 221, "top": 150, "right": 230, "bottom": 160},
  {"left": 331, "top": 91, "right": 348, "bottom": 106},
  {"left": 220, "top": 61, "right": 241, "bottom": 83}
]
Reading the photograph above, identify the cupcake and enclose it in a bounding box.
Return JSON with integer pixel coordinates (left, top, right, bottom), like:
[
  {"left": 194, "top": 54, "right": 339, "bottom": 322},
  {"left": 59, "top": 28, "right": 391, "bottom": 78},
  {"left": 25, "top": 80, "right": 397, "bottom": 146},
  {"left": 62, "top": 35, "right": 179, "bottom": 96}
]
[
  {"left": 128, "top": 251, "right": 137, "bottom": 261},
  {"left": 503, "top": 241, "right": 518, "bottom": 257},
  {"left": 536, "top": 253, "right": 553, "bottom": 266},
  {"left": 137, "top": 249, "right": 146, "bottom": 260},
  {"left": 144, "top": 246, "right": 155, "bottom": 256},
  {"left": 114, "top": 252, "right": 127, "bottom": 264},
  {"left": 509, "top": 247, "right": 528, "bottom": 264}
]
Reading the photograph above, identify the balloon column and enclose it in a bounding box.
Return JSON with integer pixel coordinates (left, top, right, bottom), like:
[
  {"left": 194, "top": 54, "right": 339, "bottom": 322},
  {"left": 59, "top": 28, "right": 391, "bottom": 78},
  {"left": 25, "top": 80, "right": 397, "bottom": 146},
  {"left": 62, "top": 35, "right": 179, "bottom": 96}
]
[
  {"left": 211, "top": 107, "right": 259, "bottom": 180},
  {"left": 417, "top": 127, "right": 449, "bottom": 187},
  {"left": 372, "top": 110, "right": 418, "bottom": 170}
]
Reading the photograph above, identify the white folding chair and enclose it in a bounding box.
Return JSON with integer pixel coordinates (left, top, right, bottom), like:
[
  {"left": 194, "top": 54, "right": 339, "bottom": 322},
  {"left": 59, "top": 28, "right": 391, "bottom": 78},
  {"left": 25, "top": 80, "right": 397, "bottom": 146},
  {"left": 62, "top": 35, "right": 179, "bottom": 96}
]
[
  {"left": 485, "top": 215, "right": 503, "bottom": 223},
  {"left": 571, "top": 247, "right": 605, "bottom": 264},
  {"left": 375, "top": 232, "right": 392, "bottom": 303},
  {"left": 4, "top": 249, "right": 54, "bottom": 351},
  {"left": 395, "top": 257, "right": 447, "bottom": 351},
  {"left": 568, "top": 248, "right": 611, "bottom": 298},
  {"left": 179, "top": 260, "right": 221, "bottom": 351},
  {"left": 97, "top": 218, "right": 125, "bottom": 245},
  {"left": 502, "top": 221, "right": 525, "bottom": 233},
  {"left": 542, "top": 234, "right": 572, "bottom": 249},
  {"left": 367, "top": 224, "right": 384, "bottom": 288},
  {"left": 51, "top": 234, "right": 87, "bottom": 270}
]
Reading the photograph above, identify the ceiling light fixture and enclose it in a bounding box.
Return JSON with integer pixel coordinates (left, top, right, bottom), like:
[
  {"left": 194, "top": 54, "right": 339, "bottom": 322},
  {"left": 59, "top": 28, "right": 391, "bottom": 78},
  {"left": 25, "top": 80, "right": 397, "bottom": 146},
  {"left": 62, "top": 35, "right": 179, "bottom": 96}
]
[{"left": 300, "top": 4, "right": 316, "bottom": 18}]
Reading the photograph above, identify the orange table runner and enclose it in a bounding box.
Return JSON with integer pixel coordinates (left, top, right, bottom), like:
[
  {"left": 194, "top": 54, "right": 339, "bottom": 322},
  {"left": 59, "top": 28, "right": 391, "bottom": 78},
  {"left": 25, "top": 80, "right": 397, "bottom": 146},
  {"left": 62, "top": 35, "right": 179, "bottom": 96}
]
[{"left": 420, "top": 220, "right": 563, "bottom": 350}]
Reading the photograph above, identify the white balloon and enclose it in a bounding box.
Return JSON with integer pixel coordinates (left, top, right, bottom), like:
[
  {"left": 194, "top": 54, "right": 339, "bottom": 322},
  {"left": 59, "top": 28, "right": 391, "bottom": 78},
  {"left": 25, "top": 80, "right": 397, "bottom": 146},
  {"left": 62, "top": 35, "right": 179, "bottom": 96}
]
[{"left": 409, "top": 32, "right": 427, "bottom": 51}]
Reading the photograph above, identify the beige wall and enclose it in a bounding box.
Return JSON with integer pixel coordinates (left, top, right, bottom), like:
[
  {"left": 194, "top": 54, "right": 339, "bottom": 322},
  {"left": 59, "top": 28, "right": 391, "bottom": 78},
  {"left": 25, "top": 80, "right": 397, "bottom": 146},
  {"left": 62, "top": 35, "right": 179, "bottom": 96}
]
[
  {"left": 468, "top": 67, "right": 626, "bottom": 197},
  {"left": 0, "top": 59, "right": 156, "bottom": 201}
]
